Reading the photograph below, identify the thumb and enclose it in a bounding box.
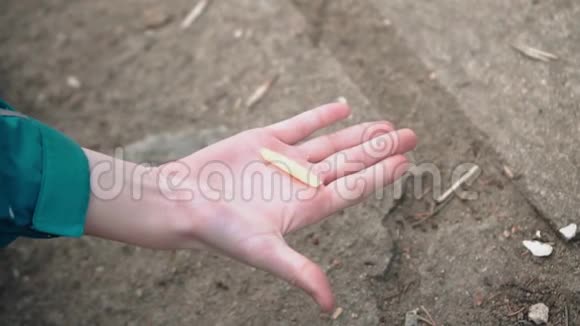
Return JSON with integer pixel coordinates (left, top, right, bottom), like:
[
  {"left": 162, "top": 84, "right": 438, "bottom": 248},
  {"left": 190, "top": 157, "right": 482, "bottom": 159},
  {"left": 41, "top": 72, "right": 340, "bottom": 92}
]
[{"left": 264, "top": 242, "right": 335, "bottom": 313}]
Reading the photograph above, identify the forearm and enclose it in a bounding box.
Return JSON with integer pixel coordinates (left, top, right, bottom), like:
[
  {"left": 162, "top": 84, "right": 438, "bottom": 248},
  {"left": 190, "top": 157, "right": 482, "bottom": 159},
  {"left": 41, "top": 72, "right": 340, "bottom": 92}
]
[{"left": 83, "top": 149, "right": 192, "bottom": 249}]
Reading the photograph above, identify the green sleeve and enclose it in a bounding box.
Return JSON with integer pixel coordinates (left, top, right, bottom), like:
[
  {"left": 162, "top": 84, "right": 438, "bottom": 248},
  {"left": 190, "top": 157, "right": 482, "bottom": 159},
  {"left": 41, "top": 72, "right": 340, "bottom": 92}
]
[{"left": 0, "top": 98, "right": 90, "bottom": 247}]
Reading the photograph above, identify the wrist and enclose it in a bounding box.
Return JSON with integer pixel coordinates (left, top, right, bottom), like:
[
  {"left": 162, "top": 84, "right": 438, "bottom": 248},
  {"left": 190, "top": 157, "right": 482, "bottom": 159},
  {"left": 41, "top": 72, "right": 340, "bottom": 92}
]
[
  {"left": 155, "top": 160, "right": 215, "bottom": 250},
  {"left": 83, "top": 149, "right": 194, "bottom": 249}
]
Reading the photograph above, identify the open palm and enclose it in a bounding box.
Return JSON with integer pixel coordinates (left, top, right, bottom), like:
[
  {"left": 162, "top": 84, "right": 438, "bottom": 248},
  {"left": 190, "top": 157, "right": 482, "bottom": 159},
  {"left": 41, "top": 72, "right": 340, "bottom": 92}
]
[{"left": 166, "top": 103, "right": 417, "bottom": 312}]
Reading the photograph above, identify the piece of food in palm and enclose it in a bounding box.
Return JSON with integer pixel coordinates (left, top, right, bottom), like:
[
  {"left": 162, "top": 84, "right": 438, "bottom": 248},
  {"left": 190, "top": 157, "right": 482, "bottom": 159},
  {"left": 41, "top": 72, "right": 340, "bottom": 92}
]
[{"left": 260, "top": 148, "right": 321, "bottom": 188}]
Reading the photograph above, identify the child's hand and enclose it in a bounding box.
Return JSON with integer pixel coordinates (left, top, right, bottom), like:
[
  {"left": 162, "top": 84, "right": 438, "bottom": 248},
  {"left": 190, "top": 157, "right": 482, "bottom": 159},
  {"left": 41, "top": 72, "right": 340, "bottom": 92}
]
[
  {"left": 85, "top": 103, "right": 417, "bottom": 312},
  {"left": 164, "top": 103, "right": 417, "bottom": 312}
]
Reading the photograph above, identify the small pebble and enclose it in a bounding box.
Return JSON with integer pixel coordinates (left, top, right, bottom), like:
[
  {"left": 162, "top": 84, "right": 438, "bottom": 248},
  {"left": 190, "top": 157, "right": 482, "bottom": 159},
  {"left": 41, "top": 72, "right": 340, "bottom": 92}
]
[
  {"left": 559, "top": 223, "right": 577, "bottom": 241},
  {"left": 528, "top": 303, "right": 549, "bottom": 325},
  {"left": 143, "top": 7, "right": 171, "bottom": 29},
  {"left": 522, "top": 240, "right": 553, "bottom": 257},
  {"left": 66, "top": 76, "right": 81, "bottom": 89},
  {"left": 473, "top": 289, "right": 485, "bottom": 307},
  {"left": 336, "top": 96, "right": 348, "bottom": 104}
]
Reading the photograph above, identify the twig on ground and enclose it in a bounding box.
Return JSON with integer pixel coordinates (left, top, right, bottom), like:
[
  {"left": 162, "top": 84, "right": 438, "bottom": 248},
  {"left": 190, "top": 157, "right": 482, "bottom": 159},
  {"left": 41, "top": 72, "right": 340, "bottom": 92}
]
[
  {"left": 417, "top": 316, "right": 434, "bottom": 326},
  {"left": 525, "top": 276, "right": 538, "bottom": 288},
  {"left": 420, "top": 306, "right": 437, "bottom": 326},
  {"left": 565, "top": 305, "right": 569, "bottom": 326},
  {"left": 245, "top": 75, "right": 278, "bottom": 109},
  {"left": 435, "top": 165, "right": 480, "bottom": 203},
  {"left": 506, "top": 300, "right": 515, "bottom": 315},
  {"left": 502, "top": 164, "right": 515, "bottom": 179},
  {"left": 325, "top": 258, "right": 342, "bottom": 273},
  {"left": 507, "top": 306, "right": 526, "bottom": 317},
  {"left": 383, "top": 280, "right": 416, "bottom": 301},
  {"left": 486, "top": 292, "right": 503, "bottom": 303},
  {"left": 512, "top": 42, "right": 558, "bottom": 62},
  {"left": 181, "top": 0, "right": 209, "bottom": 29},
  {"left": 411, "top": 197, "right": 452, "bottom": 227}
]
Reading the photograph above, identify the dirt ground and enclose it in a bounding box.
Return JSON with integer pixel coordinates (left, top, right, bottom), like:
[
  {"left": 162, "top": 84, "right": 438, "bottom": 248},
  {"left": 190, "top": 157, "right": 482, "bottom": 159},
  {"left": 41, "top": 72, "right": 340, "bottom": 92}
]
[{"left": 1, "top": 1, "right": 579, "bottom": 325}]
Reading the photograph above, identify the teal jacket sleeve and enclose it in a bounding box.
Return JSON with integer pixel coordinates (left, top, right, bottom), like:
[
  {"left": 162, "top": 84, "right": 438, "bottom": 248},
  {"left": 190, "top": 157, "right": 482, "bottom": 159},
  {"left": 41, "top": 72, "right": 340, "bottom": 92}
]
[{"left": 0, "top": 98, "right": 90, "bottom": 247}]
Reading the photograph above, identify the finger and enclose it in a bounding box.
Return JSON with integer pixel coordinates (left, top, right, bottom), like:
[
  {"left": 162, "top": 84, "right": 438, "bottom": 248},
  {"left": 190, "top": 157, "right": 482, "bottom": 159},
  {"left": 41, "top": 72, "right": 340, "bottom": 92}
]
[
  {"left": 255, "top": 240, "right": 335, "bottom": 312},
  {"left": 316, "top": 129, "right": 417, "bottom": 184},
  {"left": 321, "top": 154, "right": 411, "bottom": 216},
  {"left": 267, "top": 103, "right": 351, "bottom": 145},
  {"left": 297, "top": 121, "right": 395, "bottom": 163}
]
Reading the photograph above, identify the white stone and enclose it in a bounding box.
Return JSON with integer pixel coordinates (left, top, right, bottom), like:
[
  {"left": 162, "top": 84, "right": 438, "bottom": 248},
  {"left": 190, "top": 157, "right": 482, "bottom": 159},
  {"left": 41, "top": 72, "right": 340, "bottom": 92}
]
[
  {"left": 559, "top": 223, "right": 578, "bottom": 241},
  {"left": 528, "top": 303, "right": 549, "bottom": 325},
  {"left": 522, "top": 240, "right": 553, "bottom": 257},
  {"left": 66, "top": 76, "right": 81, "bottom": 89},
  {"left": 336, "top": 96, "right": 348, "bottom": 104}
]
